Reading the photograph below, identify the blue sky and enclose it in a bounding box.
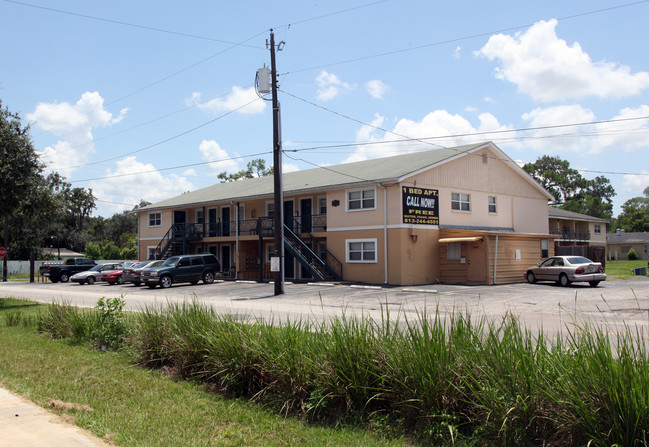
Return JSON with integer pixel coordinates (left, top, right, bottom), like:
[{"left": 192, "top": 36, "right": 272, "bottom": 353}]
[{"left": 2, "top": 0, "right": 648, "bottom": 218}]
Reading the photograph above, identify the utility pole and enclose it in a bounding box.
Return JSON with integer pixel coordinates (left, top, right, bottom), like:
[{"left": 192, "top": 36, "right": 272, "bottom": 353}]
[{"left": 269, "top": 29, "right": 284, "bottom": 295}]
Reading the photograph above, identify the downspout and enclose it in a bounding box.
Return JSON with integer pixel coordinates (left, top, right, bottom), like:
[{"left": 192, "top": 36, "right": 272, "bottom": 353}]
[
  {"left": 235, "top": 202, "right": 239, "bottom": 280},
  {"left": 379, "top": 184, "right": 388, "bottom": 285},
  {"left": 493, "top": 235, "right": 499, "bottom": 285}
]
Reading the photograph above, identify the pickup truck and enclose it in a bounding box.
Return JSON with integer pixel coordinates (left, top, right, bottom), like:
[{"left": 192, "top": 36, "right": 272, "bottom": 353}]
[{"left": 39, "top": 257, "right": 96, "bottom": 283}]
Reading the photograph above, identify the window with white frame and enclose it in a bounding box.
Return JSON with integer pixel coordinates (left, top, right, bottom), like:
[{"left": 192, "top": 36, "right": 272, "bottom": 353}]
[
  {"left": 488, "top": 196, "right": 497, "bottom": 213},
  {"left": 266, "top": 243, "right": 276, "bottom": 263},
  {"left": 195, "top": 209, "right": 204, "bottom": 224},
  {"left": 346, "top": 239, "right": 377, "bottom": 263},
  {"left": 541, "top": 240, "right": 549, "bottom": 258},
  {"left": 318, "top": 196, "right": 327, "bottom": 214},
  {"left": 148, "top": 212, "right": 161, "bottom": 227},
  {"left": 594, "top": 224, "right": 601, "bottom": 234},
  {"left": 451, "top": 192, "right": 471, "bottom": 211},
  {"left": 147, "top": 246, "right": 158, "bottom": 260},
  {"left": 447, "top": 242, "right": 461, "bottom": 260},
  {"left": 347, "top": 188, "right": 375, "bottom": 211},
  {"left": 266, "top": 202, "right": 274, "bottom": 217}
]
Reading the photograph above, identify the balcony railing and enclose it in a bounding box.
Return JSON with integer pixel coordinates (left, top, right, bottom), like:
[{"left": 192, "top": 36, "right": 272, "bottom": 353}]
[
  {"left": 550, "top": 228, "right": 591, "bottom": 241},
  {"left": 201, "top": 214, "right": 327, "bottom": 237}
]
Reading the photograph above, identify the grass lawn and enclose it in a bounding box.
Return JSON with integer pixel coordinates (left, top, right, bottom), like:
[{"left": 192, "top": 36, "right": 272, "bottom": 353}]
[
  {"left": 0, "top": 299, "right": 408, "bottom": 447},
  {"left": 605, "top": 260, "right": 649, "bottom": 279}
]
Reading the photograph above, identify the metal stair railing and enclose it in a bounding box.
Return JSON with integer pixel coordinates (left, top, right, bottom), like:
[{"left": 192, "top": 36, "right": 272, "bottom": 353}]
[
  {"left": 282, "top": 224, "right": 326, "bottom": 281},
  {"left": 288, "top": 216, "right": 342, "bottom": 280}
]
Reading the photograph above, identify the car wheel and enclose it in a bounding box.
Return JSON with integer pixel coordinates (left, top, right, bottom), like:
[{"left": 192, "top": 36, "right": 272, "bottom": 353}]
[
  {"left": 203, "top": 272, "right": 215, "bottom": 284},
  {"left": 147, "top": 284, "right": 157, "bottom": 289},
  {"left": 589, "top": 281, "right": 600, "bottom": 287},
  {"left": 116, "top": 276, "right": 124, "bottom": 285},
  {"left": 160, "top": 276, "right": 173, "bottom": 288},
  {"left": 50, "top": 278, "right": 59, "bottom": 283},
  {"left": 133, "top": 282, "right": 141, "bottom": 287},
  {"left": 190, "top": 281, "right": 199, "bottom": 285},
  {"left": 526, "top": 271, "right": 536, "bottom": 284},
  {"left": 87, "top": 276, "right": 95, "bottom": 285},
  {"left": 60, "top": 273, "right": 69, "bottom": 283},
  {"left": 559, "top": 273, "right": 571, "bottom": 287},
  {"left": 78, "top": 280, "right": 85, "bottom": 285}
]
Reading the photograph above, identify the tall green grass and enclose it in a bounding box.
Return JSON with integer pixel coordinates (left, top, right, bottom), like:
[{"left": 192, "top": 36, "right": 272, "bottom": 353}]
[{"left": 19, "top": 298, "right": 649, "bottom": 445}]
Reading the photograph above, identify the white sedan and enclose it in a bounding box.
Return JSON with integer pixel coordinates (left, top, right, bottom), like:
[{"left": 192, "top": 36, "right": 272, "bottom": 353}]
[
  {"left": 70, "top": 263, "right": 122, "bottom": 285},
  {"left": 525, "top": 256, "right": 607, "bottom": 287}
]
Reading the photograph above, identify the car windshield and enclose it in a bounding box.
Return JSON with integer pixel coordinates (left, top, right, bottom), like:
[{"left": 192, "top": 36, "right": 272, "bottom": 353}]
[
  {"left": 162, "top": 257, "right": 180, "bottom": 266},
  {"left": 131, "top": 261, "right": 149, "bottom": 269},
  {"left": 566, "top": 257, "right": 592, "bottom": 264},
  {"left": 88, "top": 264, "right": 103, "bottom": 271}
]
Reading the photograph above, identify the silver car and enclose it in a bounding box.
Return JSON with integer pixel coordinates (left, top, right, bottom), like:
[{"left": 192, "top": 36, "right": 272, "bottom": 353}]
[
  {"left": 525, "top": 256, "right": 606, "bottom": 287},
  {"left": 70, "top": 263, "right": 122, "bottom": 285}
]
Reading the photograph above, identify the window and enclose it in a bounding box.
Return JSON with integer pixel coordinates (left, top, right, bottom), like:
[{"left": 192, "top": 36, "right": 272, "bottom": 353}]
[
  {"left": 451, "top": 193, "right": 470, "bottom": 211},
  {"left": 318, "top": 196, "right": 327, "bottom": 214},
  {"left": 541, "top": 240, "right": 549, "bottom": 258},
  {"left": 266, "top": 244, "right": 275, "bottom": 263},
  {"left": 346, "top": 239, "right": 377, "bottom": 263},
  {"left": 488, "top": 196, "right": 497, "bottom": 213},
  {"left": 148, "top": 212, "right": 161, "bottom": 227},
  {"left": 347, "top": 188, "right": 375, "bottom": 211},
  {"left": 594, "top": 224, "right": 601, "bottom": 234},
  {"left": 195, "top": 209, "right": 204, "bottom": 224},
  {"left": 266, "top": 202, "right": 274, "bottom": 217},
  {"left": 447, "top": 242, "right": 461, "bottom": 260}
]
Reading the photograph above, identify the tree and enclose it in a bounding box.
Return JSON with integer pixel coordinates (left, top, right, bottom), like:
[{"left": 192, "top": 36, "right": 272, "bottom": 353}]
[
  {"left": 524, "top": 156, "right": 615, "bottom": 219},
  {"left": 218, "top": 159, "right": 273, "bottom": 182},
  {"left": 615, "top": 187, "right": 649, "bottom": 232},
  {"left": 0, "top": 102, "right": 47, "bottom": 271}
]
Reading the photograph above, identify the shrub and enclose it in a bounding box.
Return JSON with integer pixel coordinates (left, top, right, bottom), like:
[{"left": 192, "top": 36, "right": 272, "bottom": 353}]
[
  {"left": 91, "top": 296, "right": 128, "bottom": 351},
  {"left": 627, "top": 248, "right": 639, "bottom": 260}
]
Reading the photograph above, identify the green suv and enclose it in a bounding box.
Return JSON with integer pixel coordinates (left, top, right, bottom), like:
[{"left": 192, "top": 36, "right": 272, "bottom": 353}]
[{"left": 141, "top": 254, "right": 221, "bottom": 289}]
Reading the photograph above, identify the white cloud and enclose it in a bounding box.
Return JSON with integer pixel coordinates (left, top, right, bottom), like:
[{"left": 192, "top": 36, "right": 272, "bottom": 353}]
[
  {"left": 190, "top": 86, "right": 266, "bottom": 114},
  {"left": 623, "top": 171, "right": 649, "bottom": 195},
  {"left": 89, "top": 156, "right": 194, "bottom": 216},
  {"left": 199, "top": 140, "right": 241, "bottom": 176},
  {"left": 590, "top": 105, "right": 649, "bottom": 154},
  {"left": 283, "top": 162, "right": 300, "bottom": 173},
  {"left": 344, "top": 110, "right": 512, "bottom": 163},
  {"left": 453, "top": 46, "right": 462, "bottom": 60},
  {"left": 27, "top": 92, "right": 127, "bottom": 176},
  {"left": 477, "top": 19, "right": 649, "bottom": 102},
  {"left": 521, "top": 104, "right": 596, "bottom": 153},
  {"left": 365, "top": 80, "right": 388, "bottom": 99},
  {"left": 519, "top": 104, "right": 649, "bottom": 155},
  {"left": 315, "top": 71, "right": 353, "bottom": 101}
]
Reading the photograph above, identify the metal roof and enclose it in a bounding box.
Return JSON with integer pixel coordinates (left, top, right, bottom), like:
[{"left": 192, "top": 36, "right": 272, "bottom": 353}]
[
  {"left": 138, "top": 142, "right": 551, "bottom": 212},
  {"left": 606, "top": 231, "right": 649, "bottom": 244},
  {"left": 548, "top": 207, "right": 609, "bottom": 223}
]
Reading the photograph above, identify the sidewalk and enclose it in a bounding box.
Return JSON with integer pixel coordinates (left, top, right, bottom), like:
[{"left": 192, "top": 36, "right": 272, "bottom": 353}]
[{"left": 0, "top": 387, "right": 110, "bottom": 447}]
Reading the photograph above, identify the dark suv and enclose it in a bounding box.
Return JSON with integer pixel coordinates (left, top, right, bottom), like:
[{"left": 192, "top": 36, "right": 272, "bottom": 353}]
[{"left": 141, "top": 254, "right": 221, "bottom": 289}]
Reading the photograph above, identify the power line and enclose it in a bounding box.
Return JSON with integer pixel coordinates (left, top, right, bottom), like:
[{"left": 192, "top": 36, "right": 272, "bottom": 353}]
[
  {"left": 285, "top": 0, "right": 649, "bottom": 74},
  {"left": 59, "top": 97, "right": 265, "bottom": 170},
  {"left": 1, "top": 0, "right": 263, "bottom": 47},
  {"left": 71, "top": 151, "right": 272, "bottom": 183}
]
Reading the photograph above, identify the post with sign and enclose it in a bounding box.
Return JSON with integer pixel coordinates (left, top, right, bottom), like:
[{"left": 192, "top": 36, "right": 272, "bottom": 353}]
[{"left": 0, "top": 247, "right": 6, "bottom": 282}]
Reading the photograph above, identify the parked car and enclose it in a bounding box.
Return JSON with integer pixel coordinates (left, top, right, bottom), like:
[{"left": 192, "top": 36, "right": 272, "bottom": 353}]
[
  {"left": 121, "top": 260, "right": 164, "bottom": 286},
  {"left": 141, "top": 254, "right": 221, "bottom": 289},
  {"left": 101, "top": 261, "right": 138, "bottom": 285},
  {"left": 70, "top": 263, "right": 122, "bottom": 285},
  {"left": 525, "top": 256, "right": 606, "bottom": 287},
  {"left": 39, "top": 257, "right": 96, "bottom": 283}
]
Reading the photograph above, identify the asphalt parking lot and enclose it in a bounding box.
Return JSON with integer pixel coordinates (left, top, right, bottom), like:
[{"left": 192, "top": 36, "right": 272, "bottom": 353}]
[{"left": 2, "top": 276, "right": 649, "bottom": 338}]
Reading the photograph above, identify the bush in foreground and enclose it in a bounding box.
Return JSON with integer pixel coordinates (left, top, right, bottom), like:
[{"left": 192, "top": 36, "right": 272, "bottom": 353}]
[{"left": 29, "top": 299, "right": 649, "bottom": 445}]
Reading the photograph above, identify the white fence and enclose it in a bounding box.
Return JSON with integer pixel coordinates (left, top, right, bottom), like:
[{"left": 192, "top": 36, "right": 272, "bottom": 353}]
[{"left": 3, "top": 260, "right": 128, "bottom": 275}]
